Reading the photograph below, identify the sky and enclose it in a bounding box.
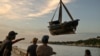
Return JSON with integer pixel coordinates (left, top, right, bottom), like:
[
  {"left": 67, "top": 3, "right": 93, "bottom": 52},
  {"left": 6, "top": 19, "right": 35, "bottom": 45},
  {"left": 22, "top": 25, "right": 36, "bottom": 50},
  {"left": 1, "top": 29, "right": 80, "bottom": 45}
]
[{"left": 0, "top": 0, "right": 100, "bottom": 42}]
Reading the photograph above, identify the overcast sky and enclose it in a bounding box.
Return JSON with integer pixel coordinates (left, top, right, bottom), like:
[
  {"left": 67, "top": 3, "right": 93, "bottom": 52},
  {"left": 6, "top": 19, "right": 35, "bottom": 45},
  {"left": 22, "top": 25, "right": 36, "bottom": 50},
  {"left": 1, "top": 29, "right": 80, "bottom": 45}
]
[{"left": 0, "top": 0, "right": 100, "bottom": 41}]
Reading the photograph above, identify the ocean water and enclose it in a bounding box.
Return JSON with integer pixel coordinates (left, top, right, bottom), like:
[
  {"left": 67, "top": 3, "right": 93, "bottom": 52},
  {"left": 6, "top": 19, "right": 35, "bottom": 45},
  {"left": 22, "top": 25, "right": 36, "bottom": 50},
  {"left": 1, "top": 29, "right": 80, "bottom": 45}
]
[
  {"left": 20, "top": 33, "right": 100, "bottom": 43},
  {"left": 11, "top": 33, "right": 100, "bottom": 56},
  {"left": 14, "top": 42, "right": 100, "bottom": 56}
]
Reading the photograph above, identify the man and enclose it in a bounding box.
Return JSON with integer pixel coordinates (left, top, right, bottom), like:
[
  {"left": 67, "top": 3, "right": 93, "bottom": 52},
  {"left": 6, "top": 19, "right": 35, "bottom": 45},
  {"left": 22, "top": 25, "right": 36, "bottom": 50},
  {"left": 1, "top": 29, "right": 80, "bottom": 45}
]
[
  {"left": 0, "top": 31, "right": 25, "bottom": 56},
  {"left": 26, "top": 37, "right": 38, "bottom": 56},
  {"left": 36, "top": 35, "right": 56, "bottom": 56},
  {"left": 85, "top": 49, "right": 92, "bottom": 56}
]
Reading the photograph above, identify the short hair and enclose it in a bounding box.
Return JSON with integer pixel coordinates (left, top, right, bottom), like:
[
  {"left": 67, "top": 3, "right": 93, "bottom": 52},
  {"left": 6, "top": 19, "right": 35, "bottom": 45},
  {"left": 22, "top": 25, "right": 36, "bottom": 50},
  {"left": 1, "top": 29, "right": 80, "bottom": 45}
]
[
  {"left": 33, "top": 37, "right": 38, "bottom": 43},
  {"left": 42, "top": 35, "right": 49, "bottom": 43},
  {"left": 85, "top": 49, "right": 91, "bottom": 56}
]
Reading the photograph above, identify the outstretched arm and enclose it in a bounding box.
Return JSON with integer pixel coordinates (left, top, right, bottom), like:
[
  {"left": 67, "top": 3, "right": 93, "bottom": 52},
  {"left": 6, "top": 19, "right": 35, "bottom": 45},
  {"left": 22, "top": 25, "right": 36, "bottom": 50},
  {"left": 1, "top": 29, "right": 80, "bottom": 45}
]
[{"left": 12, "top": 38, "right": 25, "bottom": 44}]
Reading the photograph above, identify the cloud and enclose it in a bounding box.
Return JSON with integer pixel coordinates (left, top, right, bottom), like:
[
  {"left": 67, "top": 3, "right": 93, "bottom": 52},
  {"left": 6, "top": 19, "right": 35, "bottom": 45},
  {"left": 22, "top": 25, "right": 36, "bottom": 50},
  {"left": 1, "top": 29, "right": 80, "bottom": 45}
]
[
  {"left": 0, "top": 0, "right": 9, "bottom": 2},
  {"left": 0, "top": 4, "right": 12, "bottom": 15},
  {"left": 28, "top": 0, "right": 71, "bottom": 17},
  {"left": 0, "top": 0, "right": 72, "bottom": 19},
  {"left": 0, "top": 0, "right": 28, "bottom": 19}
]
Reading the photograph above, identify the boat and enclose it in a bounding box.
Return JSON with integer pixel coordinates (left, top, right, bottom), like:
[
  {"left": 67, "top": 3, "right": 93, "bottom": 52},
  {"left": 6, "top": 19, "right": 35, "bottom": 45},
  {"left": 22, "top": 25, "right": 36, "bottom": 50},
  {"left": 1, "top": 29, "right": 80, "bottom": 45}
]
[{"left": 48, "top": 0, "right": 79, "bottom": 35}]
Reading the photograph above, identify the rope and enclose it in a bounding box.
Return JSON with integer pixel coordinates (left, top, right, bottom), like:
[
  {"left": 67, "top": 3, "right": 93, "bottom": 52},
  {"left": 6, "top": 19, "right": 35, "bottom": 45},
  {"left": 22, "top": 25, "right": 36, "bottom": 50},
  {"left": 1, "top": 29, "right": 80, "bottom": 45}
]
[
  {"left": 51, "top": 0, "right": 74, "bottom": 22},
  {"left": 51, "top": 2, "right": 60, "bottom": 22},
  {"left": 61, "top": 1, "right": 74, "bottom": 21}
]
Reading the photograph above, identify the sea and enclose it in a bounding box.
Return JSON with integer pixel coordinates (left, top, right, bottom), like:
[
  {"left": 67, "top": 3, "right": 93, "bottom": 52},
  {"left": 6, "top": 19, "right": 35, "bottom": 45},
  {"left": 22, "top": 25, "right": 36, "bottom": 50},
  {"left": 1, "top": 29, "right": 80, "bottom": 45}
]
[
  {"left": 13, "top": 33, "right": 100, "bottom": 56},
  {"left": 14, "top": 42, "right": 100, "bottom": 56}
]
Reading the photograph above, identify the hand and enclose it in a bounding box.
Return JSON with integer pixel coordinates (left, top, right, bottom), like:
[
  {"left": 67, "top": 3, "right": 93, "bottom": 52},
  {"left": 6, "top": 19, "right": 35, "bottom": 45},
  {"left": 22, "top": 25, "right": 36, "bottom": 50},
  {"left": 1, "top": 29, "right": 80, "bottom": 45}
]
[
  {"left": 21, "top": 38, "right": 25, "bottom": 40},
  {"left": 53, "top": 52, "right": 56, "bottom": 54}
]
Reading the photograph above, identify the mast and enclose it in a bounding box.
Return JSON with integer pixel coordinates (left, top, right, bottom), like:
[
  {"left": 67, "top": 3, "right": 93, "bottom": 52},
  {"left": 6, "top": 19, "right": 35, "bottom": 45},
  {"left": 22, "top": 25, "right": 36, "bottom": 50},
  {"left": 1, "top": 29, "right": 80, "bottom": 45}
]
[{"left": 58, "top": 0, "right": 62, "bottom": 23}]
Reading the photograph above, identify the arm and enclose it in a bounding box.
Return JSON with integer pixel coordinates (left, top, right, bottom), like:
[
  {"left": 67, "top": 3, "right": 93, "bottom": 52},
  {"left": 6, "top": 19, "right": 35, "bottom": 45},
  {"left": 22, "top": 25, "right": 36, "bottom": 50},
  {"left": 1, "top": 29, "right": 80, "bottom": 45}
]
[
  {"left": 12, "top": 38, "right": 25, "bottom": 44},
  {"left": 3, "top": 43, "right": 11, "bottom": 56},
  {"left": 50, "top": 47, "right": 56, "bottom": 55},
  {"left": 3, "top": 48, "right": 9, "bottom": 56}
]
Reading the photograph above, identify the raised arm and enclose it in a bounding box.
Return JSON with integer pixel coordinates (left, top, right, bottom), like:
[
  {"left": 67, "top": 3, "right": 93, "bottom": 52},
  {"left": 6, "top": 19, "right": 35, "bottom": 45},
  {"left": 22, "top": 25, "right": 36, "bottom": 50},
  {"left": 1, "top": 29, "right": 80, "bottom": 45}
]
[{"left": 12, "top": 38, "right": 25, "bottom": 44}]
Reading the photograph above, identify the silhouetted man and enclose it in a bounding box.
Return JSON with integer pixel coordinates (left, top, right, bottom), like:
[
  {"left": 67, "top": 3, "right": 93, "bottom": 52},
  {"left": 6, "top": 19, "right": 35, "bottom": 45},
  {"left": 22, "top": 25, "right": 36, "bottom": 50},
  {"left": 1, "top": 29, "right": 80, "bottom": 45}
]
[
  {"left": 26, "top": 38, "right": 38, "bottom": 56},
  {"left": 36, "top": 35, "right": 56, "bottom": 56},
  {"left": 0, "top": 31, "right": 25, "bottom": 56}
]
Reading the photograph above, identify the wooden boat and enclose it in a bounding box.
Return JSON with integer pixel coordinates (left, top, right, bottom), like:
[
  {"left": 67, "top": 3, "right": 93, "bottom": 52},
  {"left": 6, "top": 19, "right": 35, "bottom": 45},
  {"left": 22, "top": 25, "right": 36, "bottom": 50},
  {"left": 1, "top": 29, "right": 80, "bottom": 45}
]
[{"left": 48, "top": 0, "right": 79, "bottom": 35}]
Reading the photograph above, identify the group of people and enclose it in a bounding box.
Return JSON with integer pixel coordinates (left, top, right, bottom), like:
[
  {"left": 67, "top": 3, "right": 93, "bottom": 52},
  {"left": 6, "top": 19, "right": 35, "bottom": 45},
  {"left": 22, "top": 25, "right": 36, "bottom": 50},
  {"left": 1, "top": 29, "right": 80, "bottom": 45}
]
[
  {"left": 0, "top": 31, "right": 92, "bottom": 56},
  {"left": 26, "top": 35, "right": 56, "bottom": 56},
  {"left": 0, "top": 31, "right": 56, "bottom": 56}
]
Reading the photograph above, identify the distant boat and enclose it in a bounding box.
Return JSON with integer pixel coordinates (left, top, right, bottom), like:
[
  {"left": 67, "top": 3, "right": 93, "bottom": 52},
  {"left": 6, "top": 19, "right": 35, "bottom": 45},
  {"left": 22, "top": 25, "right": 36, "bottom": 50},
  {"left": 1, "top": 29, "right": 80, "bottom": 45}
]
[{"left": 48, "top": 0, "right": 79, "bottom": 35}]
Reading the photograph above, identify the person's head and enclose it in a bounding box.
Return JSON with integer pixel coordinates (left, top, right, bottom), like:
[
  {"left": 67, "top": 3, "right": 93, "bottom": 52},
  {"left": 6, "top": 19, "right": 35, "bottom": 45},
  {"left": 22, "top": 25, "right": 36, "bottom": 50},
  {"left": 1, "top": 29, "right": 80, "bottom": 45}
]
[
  {"left": 85, "top": 49, "right": 91, "bottom": 56},
  {"left": 42, "top": 35, "right": 49, "bottom": 44},
  {"left": 32, "top": 37, "right": 38, "bottom": 44},
  {"left": 7, "top": 31, "right": 18, "bottom": 40}
]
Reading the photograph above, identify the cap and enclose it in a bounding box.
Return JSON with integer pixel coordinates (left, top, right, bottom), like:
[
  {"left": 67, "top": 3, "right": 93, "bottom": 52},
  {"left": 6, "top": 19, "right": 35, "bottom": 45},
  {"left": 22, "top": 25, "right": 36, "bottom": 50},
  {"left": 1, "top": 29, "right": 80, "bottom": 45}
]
[
  {"left": 42, "top": 35, "right": 49, "bottom": 43},
  {"left": 8, "top": 31, "right": 18, "bottom": 36}
]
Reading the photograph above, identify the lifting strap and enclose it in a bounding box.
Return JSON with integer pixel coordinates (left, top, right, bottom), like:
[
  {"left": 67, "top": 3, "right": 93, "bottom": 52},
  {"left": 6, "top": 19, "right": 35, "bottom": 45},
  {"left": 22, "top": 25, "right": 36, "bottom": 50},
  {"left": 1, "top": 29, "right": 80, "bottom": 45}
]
[
  {"left": 61, "top": 1, "right": 74, "bottom": 21},
  {"left": 51, "top": 3, "right": 59, "bottom": 22},
  {"left": 51, "top": 0, "right": 74, "bottom": 23}
]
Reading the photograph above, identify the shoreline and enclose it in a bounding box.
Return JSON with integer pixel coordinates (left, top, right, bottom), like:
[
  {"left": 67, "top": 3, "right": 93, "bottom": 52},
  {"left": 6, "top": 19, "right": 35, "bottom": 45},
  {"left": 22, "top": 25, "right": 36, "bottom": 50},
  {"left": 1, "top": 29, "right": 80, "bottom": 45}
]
[
  {"left": 48, "top": 37, "right": 100, "bottom": 48},
  {"left": 48, "top": 43, "right": 100, "bottom": 48}
]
